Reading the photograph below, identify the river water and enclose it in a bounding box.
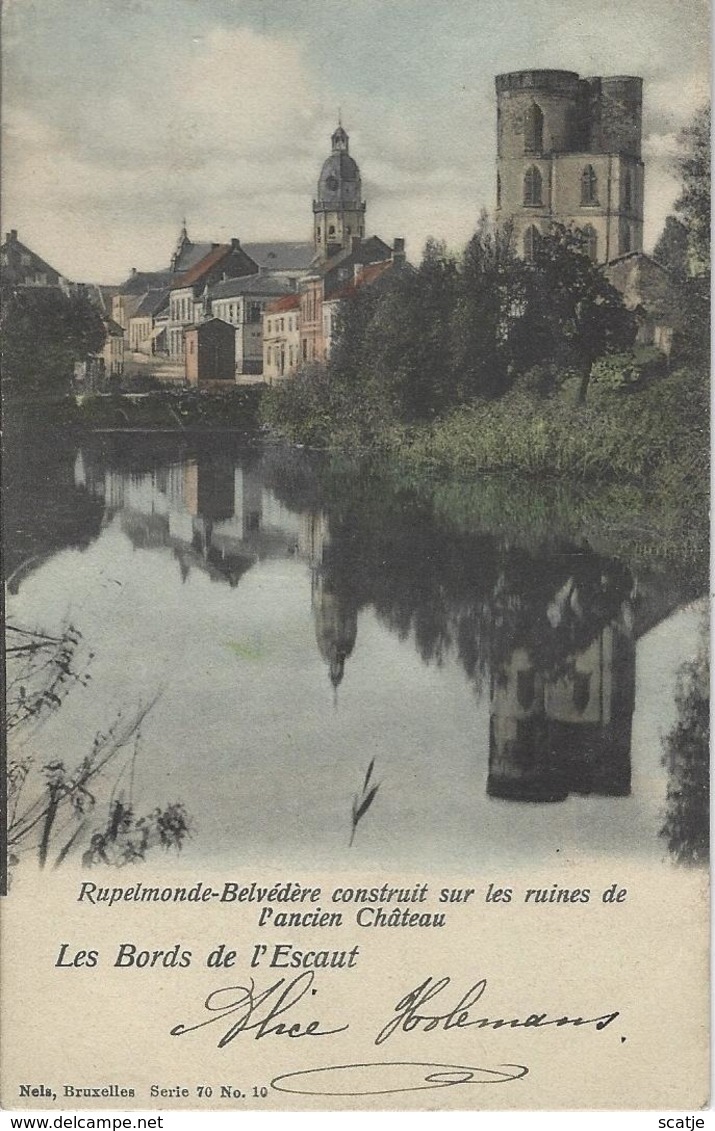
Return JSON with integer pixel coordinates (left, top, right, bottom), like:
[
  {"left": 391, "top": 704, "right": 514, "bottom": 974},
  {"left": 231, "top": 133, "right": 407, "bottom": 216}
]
[{"left": 4, "top": 432, "right": 707, "bottom": 870}]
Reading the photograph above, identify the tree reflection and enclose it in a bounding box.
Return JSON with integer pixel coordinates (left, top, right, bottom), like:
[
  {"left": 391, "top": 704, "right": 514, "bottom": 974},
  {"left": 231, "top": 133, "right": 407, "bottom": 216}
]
[
  {"left": 6, "top": 434, "right": 706, "bottom": 856},
  {"left": 660, "top": 633, "right": 709, "bottom": 865}
]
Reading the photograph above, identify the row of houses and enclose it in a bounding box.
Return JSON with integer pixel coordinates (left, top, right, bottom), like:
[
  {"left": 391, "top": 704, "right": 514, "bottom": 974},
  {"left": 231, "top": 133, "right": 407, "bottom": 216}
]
[
  {"left": 2, "top": 109, "right": 685, "bottom": 389},
  {"left": 97, "top": 124, "right": 410, "bottom": 384},
  {"left": 0, "top": 219, "right": 406, "bottom": 389},
  {"left": 111, "top": 222, "right": 406, "bottom": 385}
]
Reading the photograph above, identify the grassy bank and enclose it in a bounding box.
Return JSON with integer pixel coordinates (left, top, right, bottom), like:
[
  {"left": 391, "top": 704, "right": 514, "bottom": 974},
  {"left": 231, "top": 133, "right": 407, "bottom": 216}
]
[
  {"left": 391, "top": 369, "right": 706, "bottom": 481},
  {"left": 263, "top": 363, "right": 708, "bottom": 487}
]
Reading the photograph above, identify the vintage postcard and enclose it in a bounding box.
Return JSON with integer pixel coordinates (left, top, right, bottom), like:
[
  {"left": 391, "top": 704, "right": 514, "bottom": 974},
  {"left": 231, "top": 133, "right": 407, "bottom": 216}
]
[{"left": 1, "top": 0, "right": 710, "bottom": 1117}]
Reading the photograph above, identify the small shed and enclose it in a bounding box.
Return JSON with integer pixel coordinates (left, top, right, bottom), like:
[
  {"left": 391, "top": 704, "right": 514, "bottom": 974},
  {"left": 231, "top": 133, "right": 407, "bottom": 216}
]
[{"left": 184, "top": 318, "right": 235, "bottom": 385}]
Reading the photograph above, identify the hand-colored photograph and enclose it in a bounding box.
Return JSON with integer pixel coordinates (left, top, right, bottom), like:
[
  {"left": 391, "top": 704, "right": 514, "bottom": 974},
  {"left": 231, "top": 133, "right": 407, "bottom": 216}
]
[{"left": 1, "top": 0, "right": 709, "bottom": 1116}]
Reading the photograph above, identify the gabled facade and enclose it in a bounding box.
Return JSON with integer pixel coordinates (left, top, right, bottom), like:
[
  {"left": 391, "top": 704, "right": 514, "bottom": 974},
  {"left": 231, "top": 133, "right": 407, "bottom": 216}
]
[
  {"left": 166, "top": 240, "right": 259, "bottom": 360},
  {"left": 128, "top": 289, "right": 171, "bottom": 354},
  {"left": 322, "top": 258, "right": 396, "bottom": 358},
  {"left": 0, "top": 230, "right": 65, "bottom": 288},
  {"left": 208, "top": 274, "right": 294, "bottom": 377},
  {"left": 263, "top": 293, "right": 301, "bottom": 382}
]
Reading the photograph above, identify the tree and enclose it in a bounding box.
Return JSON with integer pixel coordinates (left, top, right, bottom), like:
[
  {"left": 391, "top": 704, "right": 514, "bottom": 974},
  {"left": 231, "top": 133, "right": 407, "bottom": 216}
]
[
  {"left": 330, "top": 242, "right": 459, "bottom": 425},
  {"left": 405, "top": 239, "right": 459, "bottom": 418},
  {"left": 674, "top": 104, "right": 710, "bottom": 274},
  {"left": 664, "top": 105, "right": 711, "bottom": 366},
  {"left": 510, "top": 225, "right": 637, "bottom": 402},
  {"left": 451, "top": 213, "right": 523, "bottom": 400},
  {"left": 653, "top": 216, "right": 690, "bottom": 281},
  {"left": 1, "top": 287, "right": 106, "bottom": 396}
]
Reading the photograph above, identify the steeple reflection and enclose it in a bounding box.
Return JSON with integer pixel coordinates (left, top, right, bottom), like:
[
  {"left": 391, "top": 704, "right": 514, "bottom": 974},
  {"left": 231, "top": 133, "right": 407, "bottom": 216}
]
[{"left": 300, "top": 512, "right": 359, "bottom": 691}]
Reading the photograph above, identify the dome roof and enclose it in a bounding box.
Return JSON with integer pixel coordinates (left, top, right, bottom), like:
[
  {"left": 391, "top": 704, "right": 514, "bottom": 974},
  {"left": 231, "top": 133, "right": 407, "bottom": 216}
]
[
  {"left": 316, "top": 124, "right": 362, "bottom": 204},
  {"left": 317, "top": 152, "right": 361, "bottom": 202}
]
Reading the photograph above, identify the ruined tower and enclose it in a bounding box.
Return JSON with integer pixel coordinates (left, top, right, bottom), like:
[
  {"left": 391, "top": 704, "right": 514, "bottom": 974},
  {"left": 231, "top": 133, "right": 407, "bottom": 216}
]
[{"left": 495, "top": 70, "right": 644, "bottom": 263}]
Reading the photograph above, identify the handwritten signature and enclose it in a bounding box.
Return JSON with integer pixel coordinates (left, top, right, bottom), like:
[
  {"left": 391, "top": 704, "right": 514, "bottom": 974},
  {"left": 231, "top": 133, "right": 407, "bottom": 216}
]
[
  {"left": 170, "top": 970, "right": 619, "bottom": 1063},
  {"left": 170, "top": 971, "right": 348, "bottom": 1046},
  {"left": 374, "top": 974, "right": 620, "bottom": 1045}
]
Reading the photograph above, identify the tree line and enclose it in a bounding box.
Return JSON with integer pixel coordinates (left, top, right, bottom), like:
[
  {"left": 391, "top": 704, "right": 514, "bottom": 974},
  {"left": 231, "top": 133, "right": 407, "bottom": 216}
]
[
  {"left": 265, "top": 104, "right": 710, "bottom": 447},
  {"left": 1, "top": 286, "right": 106, "bottom": 397}
]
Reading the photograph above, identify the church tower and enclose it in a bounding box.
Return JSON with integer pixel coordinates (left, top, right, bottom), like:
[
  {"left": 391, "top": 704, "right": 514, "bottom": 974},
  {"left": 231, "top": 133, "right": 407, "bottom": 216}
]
[{"left": 313, "top": 124, "right": 366, "bottom": 260}]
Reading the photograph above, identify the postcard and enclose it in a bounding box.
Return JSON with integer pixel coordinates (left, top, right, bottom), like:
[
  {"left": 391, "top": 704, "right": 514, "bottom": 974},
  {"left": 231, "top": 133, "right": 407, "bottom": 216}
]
[{"left": 1, "top": 0, "right": 710, "bottom": 1116}]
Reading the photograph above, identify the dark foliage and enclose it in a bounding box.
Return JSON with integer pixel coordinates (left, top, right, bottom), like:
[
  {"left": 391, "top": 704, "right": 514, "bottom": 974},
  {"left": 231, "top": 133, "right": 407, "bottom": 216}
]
[
  {"left": 1, "top": 287, "right": 106, "bottom": 395},
  {"left": 510, "top": 225, "right": 638, "bottom": 402},
  {"left": 660, "top": 639, "right": 709, "bottom": 865},
  {"left": 674, "top": 104, "right": 711, "bottom": 273},
  {"left": 264, "top": 218, "right": 638, "bottom": 441},
  {"left": 653, "top": 216, "right": 690, "bottom": 281}
]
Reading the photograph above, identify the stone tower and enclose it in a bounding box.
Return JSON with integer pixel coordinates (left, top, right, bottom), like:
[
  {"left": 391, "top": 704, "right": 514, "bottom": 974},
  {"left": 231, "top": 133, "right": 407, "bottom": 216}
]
[
  {"left": 495, "top": 70, "right": 644, "bottom": 263},
  {"left": 313, "top": 124, "right": 366, "bottom": 260}
]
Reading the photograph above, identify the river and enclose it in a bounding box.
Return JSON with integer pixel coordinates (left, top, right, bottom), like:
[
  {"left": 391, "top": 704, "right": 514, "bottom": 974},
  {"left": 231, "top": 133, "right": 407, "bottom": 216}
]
[{"left": 4, "top": 431, "right": 707, "bottom": 870}]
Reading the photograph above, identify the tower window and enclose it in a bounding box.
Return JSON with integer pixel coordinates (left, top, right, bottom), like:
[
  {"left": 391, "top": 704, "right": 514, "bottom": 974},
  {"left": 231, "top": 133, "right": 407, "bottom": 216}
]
[
  {"left": 523, "top": 166, "right": 543, "bottom": 207},
  {"left": 581, "top": 165, "right": 598, "bottom": 205},
  {"left": 581, "top": 225, "right": 598, "bottom": 262},
  {"left": 523, "top": 225, "right": 541, "bottom": 261},
  {"left": 328, "top": 225, "right": 336, "bottom": 237},
  {"left": 619, "top": 219, "right": 631, "bottom": 254},
  {"left": 524, "top": 103, "right": 544, "bottom": 154},
  {"left": 624, "top": 169, "right": 633, "bottom": 210},
  {"left": 317, "top": 226, "right": 321, "bottom": 239}
]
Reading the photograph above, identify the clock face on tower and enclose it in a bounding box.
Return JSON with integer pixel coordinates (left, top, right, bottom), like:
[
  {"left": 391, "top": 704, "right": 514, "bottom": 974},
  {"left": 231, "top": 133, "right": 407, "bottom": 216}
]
[{"left": 326, "top": 175, "right": 338, "bottom": 192}]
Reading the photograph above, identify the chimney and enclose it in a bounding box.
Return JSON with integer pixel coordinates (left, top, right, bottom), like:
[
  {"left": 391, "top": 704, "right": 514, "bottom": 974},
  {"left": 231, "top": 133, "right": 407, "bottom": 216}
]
[
  {"left": 350, "top": 235, "right": 362, "bottom": 256},
  {"left": 6, "top": 229, "right": 18, "bottom": 243},
  {"left": 231, "top": 238, "right": 241, "bottom": 249},
  {"left": 392, "top": 238, "right": 406, "bottom": 265}
]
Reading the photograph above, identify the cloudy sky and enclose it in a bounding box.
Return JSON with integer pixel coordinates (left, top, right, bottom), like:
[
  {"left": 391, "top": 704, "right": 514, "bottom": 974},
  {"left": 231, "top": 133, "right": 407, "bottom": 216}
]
[{"left": 2, "top": 0, "right": 710, "bottom": 283}]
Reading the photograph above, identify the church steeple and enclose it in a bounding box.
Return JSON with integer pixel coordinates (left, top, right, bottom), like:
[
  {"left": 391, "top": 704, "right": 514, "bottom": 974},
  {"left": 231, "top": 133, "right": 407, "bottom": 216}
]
[
  {"left": 171, "top": 219, "right": 191, "bottom": 273},
  {"left": 313, "top": 122, "right": 366, "bottom": 260}
]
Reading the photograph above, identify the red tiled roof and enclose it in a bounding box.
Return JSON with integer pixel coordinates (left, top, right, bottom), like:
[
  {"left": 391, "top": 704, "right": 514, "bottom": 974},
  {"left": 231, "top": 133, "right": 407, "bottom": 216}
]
[
  {"left": 175, "top": 244, "right": 230, "bottom": 288},
  {"left": 265, "top": 293, "right": 301, "bottom": 314},
  {"left": 326, "top": 259, "right": 393, "bottom": 302}
]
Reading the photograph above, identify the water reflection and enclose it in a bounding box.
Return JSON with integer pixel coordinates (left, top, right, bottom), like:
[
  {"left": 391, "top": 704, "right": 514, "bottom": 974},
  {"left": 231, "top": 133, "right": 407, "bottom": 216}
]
[
  {"left": 4, "top": 433, "right": 706, "bottom": 865},
  {"left": 489, "top": 618, "right": 635, "bottom": 802}
]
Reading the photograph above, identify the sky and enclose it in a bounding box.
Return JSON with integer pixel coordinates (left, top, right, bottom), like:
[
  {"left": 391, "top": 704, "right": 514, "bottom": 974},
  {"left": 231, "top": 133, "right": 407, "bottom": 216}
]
[{"left": 2, "top": 0, "right": 710, "bottom": 283}]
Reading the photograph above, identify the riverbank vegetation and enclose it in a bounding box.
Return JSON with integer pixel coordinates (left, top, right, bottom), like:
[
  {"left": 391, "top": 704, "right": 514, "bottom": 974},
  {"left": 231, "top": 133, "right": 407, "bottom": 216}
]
[
  {"left": 262, "top": 220, "right": 708, "bottom": 488},
  {"left": 5, "top": 385, "right": 263, "bottom": 433},
  {"left": 263, "top": 106, "right": 710, "bottom": 489},
  {"left": 6, "top": 621, "right": 192, "bottom": 873}
]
